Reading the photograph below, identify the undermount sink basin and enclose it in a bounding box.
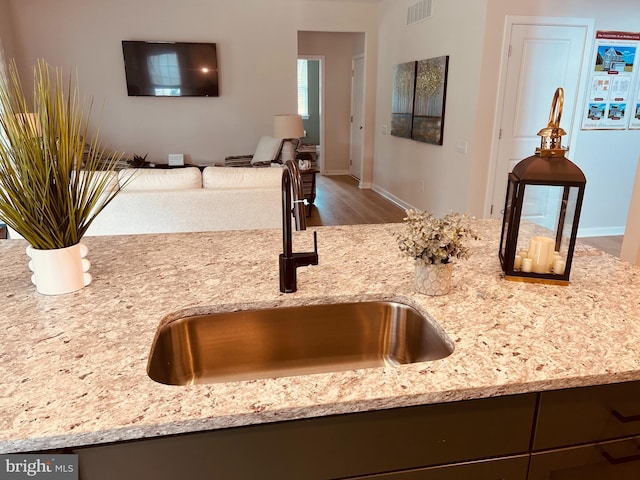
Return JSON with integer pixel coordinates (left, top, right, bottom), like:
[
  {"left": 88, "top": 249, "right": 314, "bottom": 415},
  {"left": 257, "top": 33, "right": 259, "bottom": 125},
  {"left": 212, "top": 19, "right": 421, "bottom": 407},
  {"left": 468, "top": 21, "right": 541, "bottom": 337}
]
[{"left": 147, "top": 301, "right": 453, "bottom": 385}]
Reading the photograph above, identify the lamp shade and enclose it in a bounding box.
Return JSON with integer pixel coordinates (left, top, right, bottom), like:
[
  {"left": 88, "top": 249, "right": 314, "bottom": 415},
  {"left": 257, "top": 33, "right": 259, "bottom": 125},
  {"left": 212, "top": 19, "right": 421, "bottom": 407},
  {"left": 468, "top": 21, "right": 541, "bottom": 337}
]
[{"left": 273, "top": 114, "right": 304, "bottom": 139}]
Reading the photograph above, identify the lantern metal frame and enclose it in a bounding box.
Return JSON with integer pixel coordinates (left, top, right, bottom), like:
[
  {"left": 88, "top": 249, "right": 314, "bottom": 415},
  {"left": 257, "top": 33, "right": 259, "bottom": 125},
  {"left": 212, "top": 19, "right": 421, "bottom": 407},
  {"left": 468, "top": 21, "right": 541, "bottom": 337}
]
[{"left": 498, "top": 88, "right": 586, "bottom": 286}]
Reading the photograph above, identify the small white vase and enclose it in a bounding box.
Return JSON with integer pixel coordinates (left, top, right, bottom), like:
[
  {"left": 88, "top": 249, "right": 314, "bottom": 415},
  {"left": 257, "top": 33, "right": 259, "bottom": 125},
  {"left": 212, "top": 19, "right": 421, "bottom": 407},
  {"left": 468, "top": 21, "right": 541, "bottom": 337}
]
[
  {"left": 414, "top": 262, "right": 453, "bottom": 296},
  {"left": 26, "top": 243, "right": 92, "bottom": 295}
]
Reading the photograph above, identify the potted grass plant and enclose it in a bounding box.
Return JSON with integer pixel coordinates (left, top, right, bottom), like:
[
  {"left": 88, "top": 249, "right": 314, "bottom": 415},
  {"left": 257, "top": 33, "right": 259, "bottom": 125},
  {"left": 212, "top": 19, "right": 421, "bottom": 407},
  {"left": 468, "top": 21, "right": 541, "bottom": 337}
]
[
  {"left": 395, "top": 210, "right": 478, "bottom": 295},
  {"left": 0, "top": 59, "right": 125, "bottom": 295}
]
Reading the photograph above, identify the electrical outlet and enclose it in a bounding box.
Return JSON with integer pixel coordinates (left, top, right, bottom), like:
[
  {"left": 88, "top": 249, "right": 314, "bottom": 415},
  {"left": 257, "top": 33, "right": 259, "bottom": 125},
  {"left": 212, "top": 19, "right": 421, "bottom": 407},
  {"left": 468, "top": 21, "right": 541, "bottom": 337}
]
[
  {"left": 382, "top": 124, "right": 389, "bottom": 135},
  {"left": 420, "top": 180, "right": 425, "bottom": 192}
]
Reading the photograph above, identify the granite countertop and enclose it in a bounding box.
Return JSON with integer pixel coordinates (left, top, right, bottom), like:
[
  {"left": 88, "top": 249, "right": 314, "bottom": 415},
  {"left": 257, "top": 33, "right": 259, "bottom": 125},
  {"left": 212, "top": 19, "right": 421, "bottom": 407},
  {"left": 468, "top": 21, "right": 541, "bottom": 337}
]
[{"left": 1, "top": 221, "right": 640, "bottom": 453}]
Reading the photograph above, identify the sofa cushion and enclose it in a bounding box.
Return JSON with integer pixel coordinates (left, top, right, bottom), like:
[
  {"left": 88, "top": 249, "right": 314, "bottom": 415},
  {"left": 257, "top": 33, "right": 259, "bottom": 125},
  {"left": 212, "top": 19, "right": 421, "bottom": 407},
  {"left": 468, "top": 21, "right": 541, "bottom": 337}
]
[
  {"left": 251, "top": 136, "right": 283, "bottom": 166},
  {"left": 202, "top": 166, "right": 282, "bottom": 190},
  {"left": 118, "top": 167, "right": 203, "bottom": 191}
]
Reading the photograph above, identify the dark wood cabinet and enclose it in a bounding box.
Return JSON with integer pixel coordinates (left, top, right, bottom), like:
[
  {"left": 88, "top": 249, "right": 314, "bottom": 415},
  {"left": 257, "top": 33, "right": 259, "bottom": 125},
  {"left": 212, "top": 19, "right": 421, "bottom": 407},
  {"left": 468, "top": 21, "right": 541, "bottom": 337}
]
[
  {"left": 75, "top": 393, "right": 536, "bottom": 480},
  {"left": 58, "top": 380, "right": 640, "bottom": 479},
  {"left": 533, "top": 380, "right": 640, "bottom": 450},
  {"left": 530, "top": 380, "right": 640, "bottom": 479},
  {"left": 529, "top": 435, "right": 640, "bottom": 480},
  {"left": 347, "top": 455, "right": 530, "bottom": 479}
]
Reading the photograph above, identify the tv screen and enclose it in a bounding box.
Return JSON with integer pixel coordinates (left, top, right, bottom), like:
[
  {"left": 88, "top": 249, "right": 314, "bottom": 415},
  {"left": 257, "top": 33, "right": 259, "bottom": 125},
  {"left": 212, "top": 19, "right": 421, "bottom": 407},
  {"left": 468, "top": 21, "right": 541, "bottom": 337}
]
[{"left": 122, "top": 41, "right": 219, "bottom": 97}]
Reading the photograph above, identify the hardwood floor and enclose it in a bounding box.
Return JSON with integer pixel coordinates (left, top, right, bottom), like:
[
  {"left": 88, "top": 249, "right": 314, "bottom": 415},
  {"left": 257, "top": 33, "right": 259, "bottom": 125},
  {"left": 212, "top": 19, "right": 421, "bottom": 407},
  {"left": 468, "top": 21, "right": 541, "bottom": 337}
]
[
  {"left": 580, "top": 235, "right": 623, "bottom": 257},
  {"left": 307, "top": 174, "right": 624, "bottom": 258},
  {"left": 306, "top": 174, "right": 405, "bottom": 226}
]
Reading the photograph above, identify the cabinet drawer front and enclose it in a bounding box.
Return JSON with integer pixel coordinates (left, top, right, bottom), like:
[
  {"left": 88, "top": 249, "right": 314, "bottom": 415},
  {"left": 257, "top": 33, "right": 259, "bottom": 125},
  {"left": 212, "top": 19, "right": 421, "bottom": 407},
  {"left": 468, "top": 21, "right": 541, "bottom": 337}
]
[
  {"left": 346, "top": 454, "right": 529, "bottom": 480},
  {"left": 534, "top": 380, "right": 640, "bottom": 450},
  {"left": 528, "top": 435, "right": 640, "bottom": 480},
  {"left": 76, "top": 394, "right": 536, "bottom": 480}
]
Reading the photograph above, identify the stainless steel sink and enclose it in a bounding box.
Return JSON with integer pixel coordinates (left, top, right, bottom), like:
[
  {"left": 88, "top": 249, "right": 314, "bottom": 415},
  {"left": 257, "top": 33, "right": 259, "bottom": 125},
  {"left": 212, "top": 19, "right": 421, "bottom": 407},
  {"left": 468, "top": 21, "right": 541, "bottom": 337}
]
[{"left": 147, "top": 301, "right": 453, "bottom": 385}]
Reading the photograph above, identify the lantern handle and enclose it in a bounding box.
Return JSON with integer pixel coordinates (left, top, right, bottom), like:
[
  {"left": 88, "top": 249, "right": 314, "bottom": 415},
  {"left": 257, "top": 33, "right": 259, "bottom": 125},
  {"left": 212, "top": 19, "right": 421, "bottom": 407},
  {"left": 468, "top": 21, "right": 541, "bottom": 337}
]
[
  {"left": 547, "top": 87, "right": 564, "bottom": 129},
  {"left": 537, "top": 87, "right": 567, "bottom": 155}
]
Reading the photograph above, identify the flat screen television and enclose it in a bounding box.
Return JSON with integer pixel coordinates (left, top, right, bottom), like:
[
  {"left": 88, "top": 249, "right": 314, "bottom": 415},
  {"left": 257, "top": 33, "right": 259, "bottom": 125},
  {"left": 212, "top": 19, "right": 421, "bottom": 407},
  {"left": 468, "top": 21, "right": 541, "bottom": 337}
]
[{"left": 122, "top": 41, "right": 219, "bottom": 97}]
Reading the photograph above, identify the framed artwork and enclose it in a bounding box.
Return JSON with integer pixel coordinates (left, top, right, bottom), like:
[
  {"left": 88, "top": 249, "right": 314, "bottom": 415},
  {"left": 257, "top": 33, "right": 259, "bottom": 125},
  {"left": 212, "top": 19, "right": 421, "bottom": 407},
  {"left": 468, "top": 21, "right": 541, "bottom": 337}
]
[
  {"left": 391, "top": 61, "right": 416, "bottom": 138},
  {"left": 411, "top": 55, "right": 449, "bottom": 145}
]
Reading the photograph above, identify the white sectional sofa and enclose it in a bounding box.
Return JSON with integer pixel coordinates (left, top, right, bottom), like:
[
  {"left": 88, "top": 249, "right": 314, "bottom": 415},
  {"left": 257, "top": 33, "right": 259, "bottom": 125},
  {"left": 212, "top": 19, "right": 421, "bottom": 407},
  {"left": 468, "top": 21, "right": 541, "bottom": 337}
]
[
  {"left": 87, "top": 166, "right": 283, "bottom": 236},
  {"left": 6, "top": 166, "right": 283, "bottom": 238}
]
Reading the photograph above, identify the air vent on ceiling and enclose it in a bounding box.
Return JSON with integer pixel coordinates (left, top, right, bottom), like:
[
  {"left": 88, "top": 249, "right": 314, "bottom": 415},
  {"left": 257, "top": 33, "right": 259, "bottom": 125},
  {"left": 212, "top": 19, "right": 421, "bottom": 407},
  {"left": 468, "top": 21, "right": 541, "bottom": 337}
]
[{"left": 407, "top": 0, "right": 433, "bottom": 25}]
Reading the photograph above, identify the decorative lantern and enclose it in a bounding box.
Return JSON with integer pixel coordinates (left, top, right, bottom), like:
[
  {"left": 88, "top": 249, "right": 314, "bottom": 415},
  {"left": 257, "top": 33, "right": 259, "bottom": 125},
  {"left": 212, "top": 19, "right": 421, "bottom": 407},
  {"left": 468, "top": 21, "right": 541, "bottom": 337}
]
[{"left": 498, "top": 88, "right": 586, "bottom": 285}]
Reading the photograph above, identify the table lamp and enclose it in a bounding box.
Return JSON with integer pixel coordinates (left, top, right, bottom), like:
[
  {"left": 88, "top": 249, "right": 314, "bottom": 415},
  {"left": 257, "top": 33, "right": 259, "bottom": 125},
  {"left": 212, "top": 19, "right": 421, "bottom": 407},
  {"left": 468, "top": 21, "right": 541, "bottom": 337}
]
[{"left": 273, "top": 114, "right": 304, "bottom": 163}]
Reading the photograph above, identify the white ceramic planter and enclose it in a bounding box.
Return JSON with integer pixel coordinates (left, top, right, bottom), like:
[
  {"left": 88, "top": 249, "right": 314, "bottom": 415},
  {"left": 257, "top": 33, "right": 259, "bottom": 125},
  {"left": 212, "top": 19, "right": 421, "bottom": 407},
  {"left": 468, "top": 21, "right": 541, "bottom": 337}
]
[
  {"left": 414, "top": 262, "right": 453, "bottom": 296},
  {"left": 26, "top": 243, "right": 92, "bottom": 295}
]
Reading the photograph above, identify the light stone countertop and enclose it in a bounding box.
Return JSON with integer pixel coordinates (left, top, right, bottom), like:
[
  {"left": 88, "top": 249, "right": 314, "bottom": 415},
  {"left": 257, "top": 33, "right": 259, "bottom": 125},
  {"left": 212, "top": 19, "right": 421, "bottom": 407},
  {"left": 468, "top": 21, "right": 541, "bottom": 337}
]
[{"left": 1, "top": 221, "right": 640, "bottom": 453}]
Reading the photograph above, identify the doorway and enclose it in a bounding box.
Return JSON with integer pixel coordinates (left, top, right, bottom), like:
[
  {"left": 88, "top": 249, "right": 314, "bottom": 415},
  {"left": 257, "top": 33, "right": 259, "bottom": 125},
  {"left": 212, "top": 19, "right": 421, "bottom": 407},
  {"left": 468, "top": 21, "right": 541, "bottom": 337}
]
[
  {"left": 350, "top": 55, "right": 365, "bottom": 180},
  {"left": 487, "top": 17, "right": 593, "bottom": 223},
  {"left": 298, "top": 55, "right": 324, "bottom": 172}
]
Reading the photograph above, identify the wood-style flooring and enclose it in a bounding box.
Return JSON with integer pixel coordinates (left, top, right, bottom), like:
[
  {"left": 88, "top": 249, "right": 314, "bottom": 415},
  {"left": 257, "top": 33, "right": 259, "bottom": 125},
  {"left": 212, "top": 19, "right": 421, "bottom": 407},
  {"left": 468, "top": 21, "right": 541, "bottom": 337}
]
[
  {"left": 580, "top": 235, "right": 623, "bottom": 258},
  {"left": 307, "top": 174, "right": 624, "bottom": 257},
  {"left": 307, "top": 174, "right": 405, "bottom": 226}
]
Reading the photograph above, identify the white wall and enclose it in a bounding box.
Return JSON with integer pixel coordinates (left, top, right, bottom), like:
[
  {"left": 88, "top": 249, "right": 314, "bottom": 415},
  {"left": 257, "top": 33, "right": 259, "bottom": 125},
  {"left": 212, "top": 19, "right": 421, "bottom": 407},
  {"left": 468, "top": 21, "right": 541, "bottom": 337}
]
[
  {"left": 3, "top": 0, "right": 378, "bottom": 167},
  {"left": 372, "top": 0, "right": 488, "bottom": 215},
  {"left": 0, "top": 0, "right": 15, "bottom": 63}
]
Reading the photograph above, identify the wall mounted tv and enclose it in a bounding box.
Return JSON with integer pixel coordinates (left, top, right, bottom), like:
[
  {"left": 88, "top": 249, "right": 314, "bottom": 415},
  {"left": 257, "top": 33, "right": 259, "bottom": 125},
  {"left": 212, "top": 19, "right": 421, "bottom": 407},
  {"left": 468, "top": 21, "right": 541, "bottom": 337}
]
[{"left": 122, "top": 41, "right": 219, "bottom": 97}]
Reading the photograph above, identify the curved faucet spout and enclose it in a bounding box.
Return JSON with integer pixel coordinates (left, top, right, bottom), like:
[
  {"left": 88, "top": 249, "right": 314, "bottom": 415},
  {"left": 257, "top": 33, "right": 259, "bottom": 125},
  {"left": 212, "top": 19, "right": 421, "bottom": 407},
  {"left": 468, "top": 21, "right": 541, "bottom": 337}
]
[
  {"left": 283, "top": 159, "right": 306, "bottom": 231},
  {"left": 280, "top": 160, "right": 318, "bottom": 293}
]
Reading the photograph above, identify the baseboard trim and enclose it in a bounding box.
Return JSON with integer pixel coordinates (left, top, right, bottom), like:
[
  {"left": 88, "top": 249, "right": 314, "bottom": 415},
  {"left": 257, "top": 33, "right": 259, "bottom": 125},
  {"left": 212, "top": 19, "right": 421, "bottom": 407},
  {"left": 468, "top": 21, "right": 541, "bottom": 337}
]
[
  {"left": 322, "top": 169, "right": 351, "bottom": 176},
  {"left": 578, "top": 226, "right": 625, "bottom": 237},
  {"left": 371, "top": 184, "right": 415, "bottom": 211}
]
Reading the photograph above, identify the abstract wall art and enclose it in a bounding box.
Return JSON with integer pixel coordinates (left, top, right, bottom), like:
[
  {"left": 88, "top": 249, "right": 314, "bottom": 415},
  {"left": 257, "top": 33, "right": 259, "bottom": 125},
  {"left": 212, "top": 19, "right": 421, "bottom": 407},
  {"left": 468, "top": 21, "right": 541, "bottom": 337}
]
[
  {"left": 390, "top": 61, "right": 417, "bottom": 138},
  {"left": 411, "top": 55, "right": 449, "bottom": 145}
]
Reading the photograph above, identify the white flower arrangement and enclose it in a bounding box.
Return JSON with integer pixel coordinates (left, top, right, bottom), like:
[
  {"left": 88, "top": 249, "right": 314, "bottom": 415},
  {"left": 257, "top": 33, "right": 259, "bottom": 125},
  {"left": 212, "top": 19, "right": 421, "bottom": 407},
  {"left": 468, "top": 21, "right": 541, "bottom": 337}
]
[{"left": 396, "top": 210, "right": 479, "bottom": 265}]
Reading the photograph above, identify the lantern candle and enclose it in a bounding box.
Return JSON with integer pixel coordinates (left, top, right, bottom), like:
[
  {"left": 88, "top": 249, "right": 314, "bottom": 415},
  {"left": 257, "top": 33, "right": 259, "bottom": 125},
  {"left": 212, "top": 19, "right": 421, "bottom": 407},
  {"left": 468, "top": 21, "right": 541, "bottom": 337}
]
[
  {"left": 553, "top": 259, "right": 566, "bottom": 275},
  {"left": 514, "top": 255, "right": 523, "bottom": 270},
  {"left": 528, "top": 236, "right": 555, "bottom": 274}
]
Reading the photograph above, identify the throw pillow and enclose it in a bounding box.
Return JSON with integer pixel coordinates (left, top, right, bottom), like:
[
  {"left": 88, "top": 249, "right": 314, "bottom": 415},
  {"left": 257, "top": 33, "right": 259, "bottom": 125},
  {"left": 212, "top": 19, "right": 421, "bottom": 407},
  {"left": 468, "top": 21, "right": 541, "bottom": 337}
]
[{"left": 251, "top": 136, "right": 283, "bottom": 166}]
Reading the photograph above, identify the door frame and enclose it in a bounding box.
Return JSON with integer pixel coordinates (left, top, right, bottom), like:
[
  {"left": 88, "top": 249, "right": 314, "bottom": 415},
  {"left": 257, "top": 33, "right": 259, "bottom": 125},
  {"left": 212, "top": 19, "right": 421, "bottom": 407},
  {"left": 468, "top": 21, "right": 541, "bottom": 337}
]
[
  {"left": 350, "top": 54, "right": 365, "bottom": 181},
  {"left": 298, "top": 55, "right": 325, "bottom": 173},
  {"left": 484, "top": 15, "right": 595, "bottom": 218}
]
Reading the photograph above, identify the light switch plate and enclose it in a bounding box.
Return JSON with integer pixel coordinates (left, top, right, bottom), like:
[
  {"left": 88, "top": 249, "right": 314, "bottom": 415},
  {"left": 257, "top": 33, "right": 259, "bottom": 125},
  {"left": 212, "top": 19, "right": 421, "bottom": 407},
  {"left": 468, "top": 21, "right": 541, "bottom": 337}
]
[{"left": 455, "top": 139, "right": 468, "bottom": 154}]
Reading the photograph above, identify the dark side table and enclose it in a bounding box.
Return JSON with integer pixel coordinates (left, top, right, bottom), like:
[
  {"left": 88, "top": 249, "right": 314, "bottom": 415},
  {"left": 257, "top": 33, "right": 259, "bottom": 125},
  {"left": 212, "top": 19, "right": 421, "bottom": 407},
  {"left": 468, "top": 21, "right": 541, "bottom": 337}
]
[{"left": 300, "top": 168, "right": 318, "bottom": 217}]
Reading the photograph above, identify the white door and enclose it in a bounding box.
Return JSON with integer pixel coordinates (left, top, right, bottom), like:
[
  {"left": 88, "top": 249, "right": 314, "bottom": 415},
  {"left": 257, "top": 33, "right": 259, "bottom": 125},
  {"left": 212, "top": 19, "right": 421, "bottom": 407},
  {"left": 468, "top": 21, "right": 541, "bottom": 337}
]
[
  {"left": 350, "top": 55, "right": 365, "bottom": 179},
  {"left": 489, "top": 21, "right": 590, "bottom": 227}
]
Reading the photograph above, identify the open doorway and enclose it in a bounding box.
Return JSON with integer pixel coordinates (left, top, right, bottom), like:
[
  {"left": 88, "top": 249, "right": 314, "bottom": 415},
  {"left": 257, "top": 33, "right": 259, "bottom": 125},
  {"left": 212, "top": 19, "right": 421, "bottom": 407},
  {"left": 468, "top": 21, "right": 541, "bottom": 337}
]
[
  {"left": 297, "top": 55, "right": 323, "bottom": 172},
  {"left": 298, "top": 31, "right": 366, "bottom": 176}
]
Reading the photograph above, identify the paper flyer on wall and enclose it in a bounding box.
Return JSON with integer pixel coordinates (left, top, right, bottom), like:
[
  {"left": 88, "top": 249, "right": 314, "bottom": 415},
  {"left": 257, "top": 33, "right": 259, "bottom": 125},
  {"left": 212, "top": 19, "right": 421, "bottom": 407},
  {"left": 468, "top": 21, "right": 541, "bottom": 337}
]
[
  {"left": 630, "top": 79, "right": 640, "bottom": 129},
  {"left": 582, "top": 31, "right": 640, "bottom": 130}
]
